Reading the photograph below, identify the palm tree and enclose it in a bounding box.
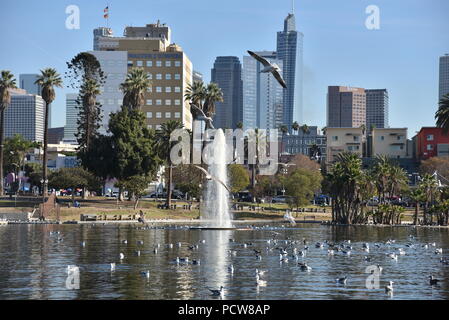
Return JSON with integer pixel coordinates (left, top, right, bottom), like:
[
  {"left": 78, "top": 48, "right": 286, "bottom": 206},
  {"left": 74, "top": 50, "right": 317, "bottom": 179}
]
[
  {"left": 184, "top": 81, "right": 207, "bottom": 112},
  {"left": 120, "top": 67, "right": 151, "bottom": 111},
  {"left": 35, "top": 68, "right": 63, "bottom": 198},
  {"left": 236, "top": 122, "right": 243, "bottom": 130},
  {"left": 409, "top": 188, "right": 425, "bottom": 225},
  {"left": 79, "top": 78, "right": 101, "bottom": 149},
  {"left": 292, "top": 121, "right": 299, "bottom": 135},
  {"left": 419, "top": 173, "right": 439, "bottom": 224},
  {"left": 300, "top": 124, "right": 310, "bottom": 155},
  {"left": 435, "top": 93, "right": 449, "bottom": 132},
  {"left": 203, "top": 83, "right": 223, "bottom": 122},
  {"left": 0, "top": 71, "right": 17, "bottom": 196},
  {"left": 156, "top": 120, "right": 184, "bottom": 207}
]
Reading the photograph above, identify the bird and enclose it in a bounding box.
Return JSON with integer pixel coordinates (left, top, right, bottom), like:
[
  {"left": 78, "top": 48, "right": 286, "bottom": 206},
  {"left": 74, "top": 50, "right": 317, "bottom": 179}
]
[
  {"left": 398, "top": 248, "right": 406, "bottom": 255},
  {"left": 190, "top": 104, "right": 215, "bottom": 129},
  {"left": 80, "top": 241, "right": 86, "bottom": 247},
  {"left": 110, "top": 263, "right": 116, "bottom": 271},
  {"left": 228, "top": 264, "right": 234, "bottom": 274},
  {"left": 135, "top": 250, "right": 141, "bottom": 256},
  {"left": 298, "top": 263, "right": 312, "bottom": 272},
  {"left": 256, "top": 269, "right": 266, "bottom": 276},
  {"left": 283, "top": 211, "right": 296, "bottom": 225},
  {"left": 256, "top": 274, "right": 267, "bottom": 287},
  {"left": 336, "top": 276, "right": 348, "bottom": 285},
  {"left": 377, "top": 264, "right": 383, "bottom": 274},
  {"left": 364, "top": 256, "right": 371, "bottom": 262},
  {"left": 328, "top": 249, "right": 335, "bottom": 256},
  {"left": 385, "top": 281, "right": 394, "bottom": 293},
  {"left": 192, "top": 259, "right": 201, "bottom": 265},
  {"left": 119, "top": 253, "right": 125, "bottom": 260},
  {"left": 193, "top": 165, "right": 231, "bottom": 193},
  {"left": 435, "top": 248, "right": 443, "bottom": 255},
  {"left": 209, "top": 286, "right": 224, "bottom": 296},
  {"left": 247, "top": 50, "right": 287, "bottom": 89},
  {"left": 137, "top": 240, "right": 144, "bottom": 245},
  {"left": 429, "top": 275, "right": 440, "bottom": 285},
  {"left": 141, "top": 270, "right": 150, "bottom": 279},
  {"left": 122, "top": 240, "right": 128, "bottom": 244},
  {"left": 387, "top": 253, "right": 398, "bottom": 260},
  {"left": 279, "top": 254, "right": 288, "bottom": 263}
]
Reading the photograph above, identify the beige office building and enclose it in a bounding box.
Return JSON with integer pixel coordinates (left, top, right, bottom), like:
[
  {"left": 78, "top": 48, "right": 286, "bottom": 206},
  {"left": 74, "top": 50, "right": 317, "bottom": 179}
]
[
  {"left": 371, "top": 128, "right": 409, "bottom": 159},
  {"left": 327, "top": 86, "right": 366, "bottom": 128},
  {"left": 96, "top": 22, "right": 193, "bottom": 130},
  {"left": 326, "top": 127, "right": 365, "bottom": 163}
]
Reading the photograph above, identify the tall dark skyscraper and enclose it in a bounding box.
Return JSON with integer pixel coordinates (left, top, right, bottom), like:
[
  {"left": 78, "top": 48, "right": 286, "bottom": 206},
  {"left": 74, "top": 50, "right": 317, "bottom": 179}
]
[
  {"left": 211, "top": 56, "right": 243, "bottom": 129},
  {"left": 276, "top": 12, "right": 303, "bottom": 129},
  {"left": 366, "top": 89, "right": 389, "bottom": 131}
]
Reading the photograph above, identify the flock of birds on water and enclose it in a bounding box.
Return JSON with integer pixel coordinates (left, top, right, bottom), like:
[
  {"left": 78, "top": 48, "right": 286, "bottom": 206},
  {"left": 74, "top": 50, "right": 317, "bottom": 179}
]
[{"left": 48, "top": 224, "right": 449, "bottom": 299}]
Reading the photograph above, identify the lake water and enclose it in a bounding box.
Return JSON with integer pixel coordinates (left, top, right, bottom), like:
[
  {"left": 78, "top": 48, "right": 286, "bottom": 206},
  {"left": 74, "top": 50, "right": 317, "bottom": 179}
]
[{"left": 0, "top": 223, "right": 448, "bottom": 300}]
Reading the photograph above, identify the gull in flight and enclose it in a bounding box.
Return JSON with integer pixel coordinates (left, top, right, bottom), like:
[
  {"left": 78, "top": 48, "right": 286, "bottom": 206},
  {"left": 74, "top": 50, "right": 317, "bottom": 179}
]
[
  {"left": 247, "top": 50, "right": 287, "bottom": 89},
  {"left": 193, "top": 165, "right": 231, "bottom": 193},
  {"left": 190, "top": 104, "right": 215, "bottom": 129}
]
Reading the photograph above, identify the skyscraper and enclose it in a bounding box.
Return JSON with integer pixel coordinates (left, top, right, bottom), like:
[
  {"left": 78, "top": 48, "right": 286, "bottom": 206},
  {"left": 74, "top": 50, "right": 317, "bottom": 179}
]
[
  {"left": 327, "top": 86, "right": 366, "bottom": 128},
  {"left": 64, "top": 93, "right": 79, "bottom": 143},
  {"left": 439, "top": 54, "right": 449, "bottom": 101},
  {"left": 276, "top": 12, "right": 303, "bottom": 128},
  {"left": 366, "top": 89, "right": 389, "bottom": 131},
  {"left": 19, "top": 74, "right": 48, "bottom": 127},
  {"left": 243, "top": 51, "right": 284, "bottom": 130},
  {"left": 5, "top": 90, "right": 45, "bottom": 142},
  {"left": 211, "top": 56, "right": 243, "bottom": 129}
]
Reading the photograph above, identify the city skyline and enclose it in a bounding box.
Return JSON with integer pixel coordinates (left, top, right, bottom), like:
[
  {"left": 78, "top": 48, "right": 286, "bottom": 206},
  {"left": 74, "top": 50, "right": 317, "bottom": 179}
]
[{"left": 0, "top": 0, "right": 448, "bottom": 133}]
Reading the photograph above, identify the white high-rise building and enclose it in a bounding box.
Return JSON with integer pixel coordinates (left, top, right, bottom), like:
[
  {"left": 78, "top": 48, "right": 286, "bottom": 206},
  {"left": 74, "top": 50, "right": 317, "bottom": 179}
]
[
  {"left": 243, "top": 51, "right": 283, "bottom": 131},
  {"left": 64, "top": 93, "right": 79, "bottom": 143},
  {"left": 89, "top": 50, "right": 128, "bottom": 134},
  {"left": 5, "top": 90, "right": 45, "bottom": 142},
  {"left": 440, "top": 54, "right": 449, "bottom": 101}
]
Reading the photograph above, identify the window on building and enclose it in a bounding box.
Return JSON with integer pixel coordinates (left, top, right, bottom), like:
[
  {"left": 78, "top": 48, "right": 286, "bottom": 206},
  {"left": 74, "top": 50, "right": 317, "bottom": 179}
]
[
  {"left": 146, "top": 61, "right": 153, "bottom": 67},
  {"left": 156, "top": 112, "right": 162, "bottom": 118},
  {"left": 165, "top": 99, "right": 171, "bottom": 106},
  {"left": 147, "top": 125, "right": 153, "bottom": 129},
  {"left": 127, "top": 61, "right": 133, "bottom": 66},
  {"left": 427, "top": 144, "right": 434, "bottom": 151},
  {"left": 332, "top": 136, "right": 338, "bottom": 141},
  {"left": 147, "top": 73, "right": 153, "bottom": 79},
  {"left": 174, "top": 112, "right": 181, "bottom": 118},
  {"left": 156, "top": 74, "right": 162, "bottom": 80},
  {"left": 165, "top": 112, "right": 171, "bottom": 118},
  {"left": 174, "top": 74, "right": 181, "bottom": 80},
  {"left": 427, "top": 134, "right": 434, "bottom": 141},
  {"left": 174, "top": 99, "right": 181, "bottom": 105},
  {"left": 174, "top": 61, "right": 181, "bottom": 67},
  {"left": 156, "top": 99, "right": 162, "bottom": 105},
  {"left": 379, "top": 136, "right": 384, "bottom": 141},
  {"left": 156, "top": 87, "right": 162, "bottom": 93},
  {"left": 137, "top": 61, "right": 143, "bottom": 67},
  {"left": 165, "top": 61, "right": 171, "bottom": 67},
  {"left": 156, "top": 61, "right": 162, "bottom": 67},
  {"left": 147, "top": 87, "right": 152, "bottom": 93},
  {"left": 165, "top": 74, "right": 171, "bottom": 80},
  {"left": 146, "top": 99, "right": 152, "bottom": 105},
  {"left": 146, "top": 112, "right": 152, "bottom": 118},
  {"left": 165, "top": 87, "right": 171, "bottom": 93},
  {"left": 174, "top": 87, "right": 181, "bottom": 93},
  {"left": 156, "top": 125, "right": 161, "bottom": 130}
]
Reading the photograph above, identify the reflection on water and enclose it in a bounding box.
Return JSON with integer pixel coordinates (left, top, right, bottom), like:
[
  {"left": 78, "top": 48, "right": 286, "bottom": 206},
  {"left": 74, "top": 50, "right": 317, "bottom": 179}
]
[{"left": 0, "top": 223, "right": 448, "bottom": 300}]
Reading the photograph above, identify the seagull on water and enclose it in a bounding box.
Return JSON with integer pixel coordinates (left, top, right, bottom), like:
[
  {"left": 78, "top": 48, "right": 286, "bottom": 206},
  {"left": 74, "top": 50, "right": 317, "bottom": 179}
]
[
  {"left": 119, "top": 253, "right": 125, "bottom": 260},
  {"left": 193, "top": 165, "right": 231, "bottom": 193},
  {"left": 336, "top": 276, "right": 348, "bottom": 285},
  {"left": 429, "top": 275, "right": 441, "bottom": 285},
  {"left": 256, "top": 274, "right": 267, "bottom": 287},
  {"left": 209, "top": 286, "right": 224, "bottom": 296},
  {"left": 385, "top": 281, "right": 394, "bottom": 293},
  {"left": 247, "top": 51, "right": 287, "bottom": 89},
  {"left": 141, "top": 270, "right": 150, "bottom": 279},
  {"left": 228, "top": 264, "right": 234, "bottom": 274},
  {"left": 298, "top": 262, "right": 312, "bottom": 272},
  {"left": 435, "top": 248, "right": 443, "bottom": 255},
  {"left": 110, "top": 263, "right": 116, "bottom": 271}
]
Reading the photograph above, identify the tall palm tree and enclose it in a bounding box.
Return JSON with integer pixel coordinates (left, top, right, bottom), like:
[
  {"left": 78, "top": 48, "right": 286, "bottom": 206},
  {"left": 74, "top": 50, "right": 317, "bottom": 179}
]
[
  {"left": 156, "top": 120, "right": 184, "bottom": 207},
  {"left": 419, "top": 173, "right": 439, "bottom": 225},
  {"left": 0, "top": 71, "right": 17, "bottom": 196},
  {"left": 79, "top": 78, "right": 101, "bottom": 149},
  {"left": 236, "top": 122, "right": 243, "bottom": 130},
  {"left": 409, "top": 188, "right": 425, "bottom": 225},
  {"left": 300, "top": 124, "right": 310, "bottom": 155},
  {"left": 35, "top": 68, "right": 63, "bottom": 197},
  {"left": 120, "top": 67, "right": 151, "bottom": 111},
  {"left": 203, "top": 83, "right": 223, "bottom": 120},
  {"left": 184, "top": 80, "right": 207, "bottom": 112},
  {"left": 435, "top": 93, "right": 449, "bottom": 132}
]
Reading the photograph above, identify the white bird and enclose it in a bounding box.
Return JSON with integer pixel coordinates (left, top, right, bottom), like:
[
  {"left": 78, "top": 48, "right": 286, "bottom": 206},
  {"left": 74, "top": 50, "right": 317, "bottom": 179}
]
[
  {"left": 247, "top": 50, "right": 287, "bottom": 89},
  {"left": 81, "top": 241, "right": 86, "bottom": 247},
  {"left": 283, "top": 211, "right": 296, "bottom": 225},
  {"left": 387, "top": 253, "right": 398, "bottom": 260},
  {"left": 137, "top": 240, "right": 144, "bottom": 245},
  {"left": 193, "top": 165, "right": 231, "bottom": 193},
  {"left": 228, "top": 264, "right": 234, "bottom": 274},
  {"left": 209, "top": 286, "right": 224, "bottom": 296},
  {"left": 256, "top": 274, "right": 267, "bottom": 287},
  {"left": 190, "top": 104, "right": 215, "bottom": 129},
  {"left": 119, "top": 253, "right": 125, "bottom": 260},
  {"left": 385, "top": 281, "right": 394, "bottom": 293},
  {"left": 110, "top": 263, "right": 116, "bottom": 271},
  {"left": 256, "top": 269, "right": 266, "bottom": 276},
  {"left": 328, "top": 249, "right": 335, "bottom": 256},
  {"left": 435, "top": 248, "right": 443, "bottom": 255},
  {"left": 398, "top": 248, "right": 406, "bottom": 255},
  {"left": 141, "top": 270, "right": 150, "bottom": 279}
]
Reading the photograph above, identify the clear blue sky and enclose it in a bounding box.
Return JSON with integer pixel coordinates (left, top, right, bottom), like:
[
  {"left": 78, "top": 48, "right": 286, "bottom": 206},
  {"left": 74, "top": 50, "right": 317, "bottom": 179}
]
[{"left": 1, "top": 0, "right": 448, "bottom": 135}]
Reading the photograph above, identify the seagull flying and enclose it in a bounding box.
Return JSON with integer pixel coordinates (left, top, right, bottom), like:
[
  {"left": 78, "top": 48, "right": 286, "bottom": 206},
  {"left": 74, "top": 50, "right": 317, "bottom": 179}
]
[
  {"left": 193, "top": 165, "right": 231, "bottom": 193},
  {"left": 247, "top": 50, "right": 287, "bottom": 89}
]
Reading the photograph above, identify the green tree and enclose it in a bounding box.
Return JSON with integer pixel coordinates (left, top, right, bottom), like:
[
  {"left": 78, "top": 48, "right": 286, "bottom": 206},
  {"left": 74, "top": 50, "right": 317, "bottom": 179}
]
[
  {"left": 3, "top": 134, "right": 36, "bottom": 176},
  {"left": 203, "top": 83, "right": 224, "bottom": 119},
  {"left": 0, "top": 70, "right": 17, "bottom": 195},
  {"left": 435, "top": 93, "right": 449, "bottom": 132},
  {"left": 49, "top": 167, "right": 100, "bottom": 204},
  {"left": 292, "top": 121, "right": 299, "bottom": 134},
  {"left": 118, "top": 175, "right": 150, "bottom": 209},
  {"left": 120, "top": 67, "right": 151, "bottom": 111},
  {"left": 418, "top": 173, "right": 439, "bottom": 224},
  {"left": 35, "top": 68, "right": 63, "bottom": 196},
  {"left": 228, "top": 164, "right": 250, "bottom": 193},
  {"left": 408, "top": 188, "right": 425, "bottom": 225},
  {"left": 284, "top": 168, "right": 322, "bottom": 211},
  {"left": 172, "top": 164, "right": 203, "bottom": 200},
  {"left": 24, "top": 163, "right": 43, "bottom": 193},
  {"left": 156, "top": 120, "right": 184, "bottom": 207}
]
